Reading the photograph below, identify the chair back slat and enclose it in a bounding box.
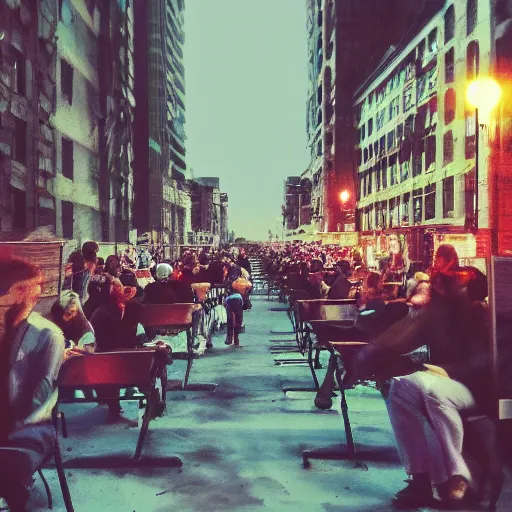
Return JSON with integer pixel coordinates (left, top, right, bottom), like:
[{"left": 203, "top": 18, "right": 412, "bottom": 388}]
[
  {"left": 58, "top": 351, "right": 159, "bottom": 388},
  {"left": 139, "top": 303, "right": 200, "bottom": 329},
  {"left": 297, "top": 299, "right": 357, "bottom": 323}
]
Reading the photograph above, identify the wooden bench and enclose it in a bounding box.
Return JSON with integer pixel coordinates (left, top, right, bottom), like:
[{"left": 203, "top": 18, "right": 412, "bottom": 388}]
[
  {"left": 56, "top": 348, "right": 169, "bottom": 461},
  {"left": 139, "top": 303, "right": 217, "bottom": 392}
]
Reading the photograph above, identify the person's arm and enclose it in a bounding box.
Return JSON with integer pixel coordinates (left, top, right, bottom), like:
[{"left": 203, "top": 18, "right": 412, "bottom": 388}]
[{"left": 21, "top": 328, "right": 65, "bottom": 426}]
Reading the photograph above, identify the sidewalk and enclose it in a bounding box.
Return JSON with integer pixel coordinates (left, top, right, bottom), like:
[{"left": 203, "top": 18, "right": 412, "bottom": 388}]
[{"left": 31, "top": 296, "right": 510, "bottom": 511}]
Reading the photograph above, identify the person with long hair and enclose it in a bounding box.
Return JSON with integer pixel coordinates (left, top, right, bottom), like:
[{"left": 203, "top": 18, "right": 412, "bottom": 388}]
[{"left": 0, "top": 254, "right": 65, "bottom": 511}]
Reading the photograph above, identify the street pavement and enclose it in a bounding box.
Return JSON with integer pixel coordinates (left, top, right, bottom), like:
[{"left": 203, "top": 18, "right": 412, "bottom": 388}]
[{"left": 29, "top": 295, "right": 511, "bottom": 511}]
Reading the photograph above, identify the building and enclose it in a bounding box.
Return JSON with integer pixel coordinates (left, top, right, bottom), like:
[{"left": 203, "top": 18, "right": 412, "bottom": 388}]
[
  {"left": 220, "top": 191, "right": 229, "bottom": 245},
  {"left": 0, "top": 0, "right": 58, "bottom": 238},
  {"left": 283, "top": 176, "right": 301, "bottom": 232},
  {"left": 133, "top": 0, "right": 189, "bottom": 246},
  {"left": 304, "top": 0, "right": 420, "bottom": 234},
  {"left": 353, "top": 0, "right": 512, "bottom": 269},
  {"left": 189, "top": 177, "right": 229, "bottom": 247},
  {"left": 0, "top": 0, "right": 136, "bottom": 244}
]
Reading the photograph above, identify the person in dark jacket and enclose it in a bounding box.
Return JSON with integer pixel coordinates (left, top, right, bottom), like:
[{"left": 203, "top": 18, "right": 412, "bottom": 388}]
[
  {"left": 237, "top": 248, "right": 251, "bottom": 275},
  {"left": 142, "top": 263, "right": 178, "bottom": 304},
  {"left": 345, "top": 262, "right": 490, "bottom": 509}
]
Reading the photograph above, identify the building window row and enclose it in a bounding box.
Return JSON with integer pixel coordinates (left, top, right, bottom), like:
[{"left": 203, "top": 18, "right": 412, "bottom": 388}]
[{"left": 359, "top": 176, "right": 458, "bottom": 230}]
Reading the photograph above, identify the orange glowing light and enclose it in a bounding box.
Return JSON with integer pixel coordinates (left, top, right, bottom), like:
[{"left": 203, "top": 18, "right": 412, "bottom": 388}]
[
  {"left": 467, "top": 77, "right": 501, "bottom": 124},
  {"left": 339, "top": 190, "right": 349, "bottom": 203}
]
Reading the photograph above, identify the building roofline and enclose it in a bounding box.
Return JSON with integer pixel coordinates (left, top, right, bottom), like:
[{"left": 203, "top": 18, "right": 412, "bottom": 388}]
[{"left": 354, "top": 0, "right": 446, "bottom": 102}]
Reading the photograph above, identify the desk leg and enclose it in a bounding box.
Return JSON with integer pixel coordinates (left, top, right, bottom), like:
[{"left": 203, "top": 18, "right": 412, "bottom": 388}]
[{"left": 302, "top": 354, "right": 400, "bottom": 469}]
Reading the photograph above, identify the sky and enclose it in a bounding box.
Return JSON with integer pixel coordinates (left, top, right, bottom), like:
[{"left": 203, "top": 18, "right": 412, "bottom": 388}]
[{"left": 184, "top": 0, "right": 310, "bottom": 241}]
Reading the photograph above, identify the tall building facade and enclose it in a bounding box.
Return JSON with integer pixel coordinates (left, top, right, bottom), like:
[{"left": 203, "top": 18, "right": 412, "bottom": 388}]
[
  {"left": 0, "top": 0, "right": 135, "bottom": 244},
  {"left": 353, "top": 0, "right": 512, "bottom": 268},
  {"left": 304, "top": 0, "right": 420, "bottom": 234},
  {"left": 0, "top": 0, "right": 58, "bottom": 238},
  {"left": 133, "top": 0, "right": 189, "bottom": 246}
]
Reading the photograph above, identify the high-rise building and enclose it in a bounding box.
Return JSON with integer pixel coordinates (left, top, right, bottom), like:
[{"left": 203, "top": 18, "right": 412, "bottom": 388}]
[
  {"left": 0, "top": 0, "right": 135, "bottom": 244},
  {"left": 304, "top": 0, "right": 420, "bottom": 234},
  {"left": 133, "top": 0, "right": 189, "bottom": 246}
]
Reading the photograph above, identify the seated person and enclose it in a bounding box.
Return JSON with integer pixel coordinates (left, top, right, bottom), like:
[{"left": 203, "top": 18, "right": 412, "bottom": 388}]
[
  {"left": 327, "top": 260, "right": 353, "bottom": 299},
  {"left": 90, "top": 272, "right": 143, "bottom": 352},
  {"left": 0, "top": 256, "right": 65, "bottom": 511},
  {"left": 359, "top": 271, "right": 385, "bottom": 312},
  {"left": 142, "top": 263, "right": 178, "bottom": 304},
  {"left": 90, "top": 273, "right": 145, "bottom": 418},
  {"left": 83, "top": 271, "right": 112, "bottom": 320},
  {"left": 406, "top": 271, "right": 430, "bottom": 315},
  {"left": 346, "top": 261, "right": 490, "bottom": 509},
  {"left": 51, "top": 291, "right": 95, "bottom": 354}
]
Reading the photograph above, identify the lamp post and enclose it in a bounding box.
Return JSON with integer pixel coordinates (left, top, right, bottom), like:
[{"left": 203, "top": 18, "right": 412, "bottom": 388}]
[{"left": 466, "top": 77, "right": 502, "bottom": 231}]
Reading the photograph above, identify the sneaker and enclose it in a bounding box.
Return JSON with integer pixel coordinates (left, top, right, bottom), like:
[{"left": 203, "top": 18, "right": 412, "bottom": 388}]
[{"left": 392, "top": 477, "right": 434, "bottom": 509}]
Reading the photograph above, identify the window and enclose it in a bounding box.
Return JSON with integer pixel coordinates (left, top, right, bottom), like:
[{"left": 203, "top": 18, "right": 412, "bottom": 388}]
[
  {"left": 404, "top": 85, "right": 414, "bottom": 112},
  {"left": 61, "top": 59, "right": 73, "bottom": 105},
  {"left": 389, "top": 155, "right": 398, "bottom": 186},
  {"left": 367, "top": 170, "right": 373, "bottom": 195},
  {"left": 368, "top": 118, "right": 373, "bottom": 137},
  {"left": 389, "top": 196, "right": 400, "bottom": 228},
  {"left": 424, "top": 183, "right": 436, "bottom": 220},
  {"left": 465, "top": 169, "right": 476, "bottom": 226},
  {"left": 361, "top": 124, "right": 366, "bottom": 141},
  {"left": 445, "top": 47, "right": 455, "bottom": 83},
  {"left": 443, "top": 130, "right": 454, "bottom": 165},
  {"left": 13, "top": 118, "right": 27, "bottom": 164},
  {"left": 412, "top": 140, "right": 423, "bottom": 177},
  {"left": 369, "top": 144, "right": 374, "bottom": 160},
  {"left": 413, "top": 188, "right": 423, "bottom": 223},
  {"left": 363, "top": 148, "right": 368, "bottom": 163},
  {"left": 401, "top": 160, "right": 410, "bottom": 182},
  {"left": 467, "top": 41, "right": 480, "bottom": 80},
  {"left": 443, "top": 176, "right": 455, "bottom": 217},
  {"left": 376, "top": 164, "right": 381, "bottom": 191},
  {"left": 62, "top": 138, "right": 74, "bottom": 180},
  {"left": 444, "top": 5, "right": 455, "bottom": 44},
  {"left": 381, "top": 159, "right": 388, "bottom": 189},
  {"left": 467, "top": 0, "right": 477, "bottom": 36},
  {"left": 425, "top": 135, "right": 436, "bottom": 172},
  {"left": 465, "top": 108, "right": 476, "bottom": 158},
  {"left": 12, "top": 48, "right": 26, "bottom": 95},
  {"left": 396, "top": 123, "right": 404, "bottom": 142},
  {"left": 444, "top": 88, "right": 456, "bottom": 125},
  {"left": 389, "top": 97, "right": 400, "bottom": 120},
  {"left": 62, "top": 200, "right": 74, "bottom": 239},
  {"left": 387, "top": 130, "right": 396, "bottom": 151},
  {"left": 417, "top": 39, "right": 426, "bottom": 63},
  {"left": 428, "top": 29, "right": 438, "bottom": 53},
  {"left": 379, "top": 136, "right": 385, "bottom": 155},
  {"left": 376, "top": 109, "right": 385, "bottom": 130},
  {"left": 12, "top": 188, "right": 27, "bottom": 230},
  {"left": 402, "top": 193, "right": 410, "bottom": 224}
]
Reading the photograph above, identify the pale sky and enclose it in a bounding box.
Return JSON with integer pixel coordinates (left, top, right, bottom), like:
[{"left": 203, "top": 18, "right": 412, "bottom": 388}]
[{"left": 184, "top": 0, "right": 310, "bottom": 241}]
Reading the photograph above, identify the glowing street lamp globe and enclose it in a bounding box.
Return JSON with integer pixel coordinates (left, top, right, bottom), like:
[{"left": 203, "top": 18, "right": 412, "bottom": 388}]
[
  {"left": 339, "top": 190, "right": 349, "bottom": 203},
  {"left": 467, "top": 77, "right": 502, "bottom": 124}
]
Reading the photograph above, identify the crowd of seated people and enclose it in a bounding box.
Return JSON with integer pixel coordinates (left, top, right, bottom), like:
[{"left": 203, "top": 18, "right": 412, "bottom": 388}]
[{"left": 255, "top": 240, "right": 497, "bottom": 509}]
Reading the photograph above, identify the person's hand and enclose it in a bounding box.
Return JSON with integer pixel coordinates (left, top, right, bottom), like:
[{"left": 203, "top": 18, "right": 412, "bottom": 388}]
[{"left": 424, "top": 364, "right": 449, "bottom": 378}]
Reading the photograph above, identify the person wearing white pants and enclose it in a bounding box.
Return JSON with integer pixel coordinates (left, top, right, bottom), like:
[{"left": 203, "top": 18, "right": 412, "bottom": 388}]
[{"left": 386, "top": 369, "right": 476, "bottom": 508}]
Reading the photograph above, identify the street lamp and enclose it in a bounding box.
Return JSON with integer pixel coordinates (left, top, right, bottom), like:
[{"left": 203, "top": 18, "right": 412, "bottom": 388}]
[
  {"left": 466, "top": 77, "right": 502, "bottom": 230},
  {"left": 339, "top": 190, "right": 349, "bottom": 203}
]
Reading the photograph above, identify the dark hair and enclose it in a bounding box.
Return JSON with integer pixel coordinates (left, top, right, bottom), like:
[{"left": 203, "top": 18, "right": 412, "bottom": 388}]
[
  {"left": 0, "top": 257, "right": 41, "bottom": 297},
  {"left": 67, "top": 250, "right": 85, "bottom": 274},
  {"left": 105, "top": 255, "right": 120, "bottom": 277},
  {"left": 82, "top": 241, "right": 99, "bottom": 263},
  {"left": 96, "top": 257, "right": 105, "bottom": 267},
  {"left": 119, "top": 270, "right": 138, "bottom": 288},
  {"left": 435, "top": 244, "right": 459, "bottom": 268}
]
